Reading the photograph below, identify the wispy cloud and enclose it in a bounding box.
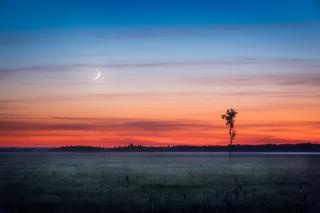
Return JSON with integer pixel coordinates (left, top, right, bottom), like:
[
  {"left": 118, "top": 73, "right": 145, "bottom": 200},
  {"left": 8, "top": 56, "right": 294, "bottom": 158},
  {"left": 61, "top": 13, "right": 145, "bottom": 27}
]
[
  {"left": 0, "top": 117, "right": 215, "bottom": 133},
  {"left": 1, "top": 117, "right": 319, "bottom": 136},
  {"left": 1, "top": 87, "right": 319, "bottom": 107},
  {"left": 0, "top": 57, "right": 318, "bottom": 73},
  {"left": 188, "top": 72, "right": 320, "bottom": 87},
  {"left": 239, "top": 121, "right": 320, "bottom": 129}
]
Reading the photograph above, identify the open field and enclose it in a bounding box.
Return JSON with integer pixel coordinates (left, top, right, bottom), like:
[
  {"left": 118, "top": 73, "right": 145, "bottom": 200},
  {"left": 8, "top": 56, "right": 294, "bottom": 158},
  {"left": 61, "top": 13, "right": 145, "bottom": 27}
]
[{"left": 0, "top": 152, "right": 320, "bottom": 213}]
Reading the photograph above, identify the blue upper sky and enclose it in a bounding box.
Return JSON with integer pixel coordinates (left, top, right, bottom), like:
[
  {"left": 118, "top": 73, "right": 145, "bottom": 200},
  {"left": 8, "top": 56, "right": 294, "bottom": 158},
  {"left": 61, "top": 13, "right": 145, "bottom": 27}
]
[
  {"left": 1, "top": 0, "right": 319, "bottom": 30},
  {"left": 0, "top": 0, "right": 319, "bottom": 69}
]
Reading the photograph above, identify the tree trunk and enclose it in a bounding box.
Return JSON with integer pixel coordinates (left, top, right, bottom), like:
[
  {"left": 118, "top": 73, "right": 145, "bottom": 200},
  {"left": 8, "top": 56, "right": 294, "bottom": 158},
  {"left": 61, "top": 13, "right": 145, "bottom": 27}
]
[
  {"left": 229, "top": 128, "right": 233, "bottom": 162},
  {"left": 229, "top": 144, "right": 232, "bottom": 162}
]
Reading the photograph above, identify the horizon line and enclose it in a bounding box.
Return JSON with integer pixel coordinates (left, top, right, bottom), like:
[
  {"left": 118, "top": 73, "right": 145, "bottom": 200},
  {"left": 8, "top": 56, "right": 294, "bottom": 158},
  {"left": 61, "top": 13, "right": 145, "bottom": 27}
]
[{"left": 1, "top": 142, "right": 319, "bottom": 149}]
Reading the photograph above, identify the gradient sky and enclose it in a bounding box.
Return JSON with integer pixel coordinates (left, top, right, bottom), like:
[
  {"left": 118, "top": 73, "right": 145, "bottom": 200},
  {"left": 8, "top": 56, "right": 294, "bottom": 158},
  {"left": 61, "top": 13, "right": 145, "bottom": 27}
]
[{"left": 0, "top": 0, "right": 320, "bottom": 147}]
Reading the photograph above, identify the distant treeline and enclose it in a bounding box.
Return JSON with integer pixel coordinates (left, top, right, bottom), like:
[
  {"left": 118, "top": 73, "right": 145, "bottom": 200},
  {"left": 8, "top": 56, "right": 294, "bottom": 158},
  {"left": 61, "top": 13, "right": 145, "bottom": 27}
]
[{"left": 1, "top": 143, "right": 320, "bottom": 152}]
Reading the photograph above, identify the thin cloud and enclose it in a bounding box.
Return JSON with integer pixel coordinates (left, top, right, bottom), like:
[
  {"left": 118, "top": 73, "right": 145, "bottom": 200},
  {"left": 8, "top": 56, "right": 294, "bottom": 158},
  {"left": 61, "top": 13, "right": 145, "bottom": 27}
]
[
  {"left": 1, "top": 88, "right": 320, "bottom": 106},
  {"left": 239, "top": 121, "right": 320, "bottom": 129},
  {"left": 0, "top": 57, "right": 318, "bottom": 73},
  {"left": 188, "top": 72, "right": 320, "bottom": 87},
  {"left": 0, "top": 118, "right": 215, "bottom": 133},
  {"left": 125, "top": 121, "right": 213, "bottom": 131}
]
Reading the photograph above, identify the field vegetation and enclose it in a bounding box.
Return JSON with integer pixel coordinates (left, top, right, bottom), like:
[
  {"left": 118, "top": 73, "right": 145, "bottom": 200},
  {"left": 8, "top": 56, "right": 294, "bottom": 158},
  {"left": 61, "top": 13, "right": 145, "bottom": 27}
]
[{"left": 0, "top": 152, "right": 319, "bottom": 213}]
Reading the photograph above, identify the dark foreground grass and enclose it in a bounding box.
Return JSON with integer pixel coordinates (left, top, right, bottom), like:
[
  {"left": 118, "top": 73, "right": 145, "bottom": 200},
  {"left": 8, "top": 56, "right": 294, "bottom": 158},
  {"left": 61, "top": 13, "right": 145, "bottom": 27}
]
[{"left": 0, "top": 152, "right": 320, "bottom": 213}]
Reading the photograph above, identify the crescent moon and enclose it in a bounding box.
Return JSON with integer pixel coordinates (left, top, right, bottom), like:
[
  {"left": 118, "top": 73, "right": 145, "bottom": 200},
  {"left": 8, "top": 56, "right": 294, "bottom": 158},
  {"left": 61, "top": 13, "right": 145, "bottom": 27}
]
[{"left": 94, "top": 69, "right": 101, "bottom": 80}]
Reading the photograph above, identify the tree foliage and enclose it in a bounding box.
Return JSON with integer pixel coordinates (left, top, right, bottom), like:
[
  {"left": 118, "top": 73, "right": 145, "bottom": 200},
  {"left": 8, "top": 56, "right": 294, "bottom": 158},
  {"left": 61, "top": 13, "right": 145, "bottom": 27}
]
[{"left": 221, "top": 108, "right": 238, "bottom": 146}]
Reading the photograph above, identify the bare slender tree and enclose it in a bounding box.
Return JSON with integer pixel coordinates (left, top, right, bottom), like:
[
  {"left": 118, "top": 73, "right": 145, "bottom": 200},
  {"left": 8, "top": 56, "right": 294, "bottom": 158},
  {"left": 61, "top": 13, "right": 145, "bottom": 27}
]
[{"left": 221, "top": 108, "right": 238, "bottom": 162}]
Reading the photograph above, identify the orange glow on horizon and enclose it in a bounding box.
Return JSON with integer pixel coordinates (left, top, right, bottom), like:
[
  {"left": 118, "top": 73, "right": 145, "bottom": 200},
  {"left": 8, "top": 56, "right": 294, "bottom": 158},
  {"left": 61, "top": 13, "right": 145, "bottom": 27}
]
[{"left": 1, "top": 67, "right": 320, "bottom": 147}]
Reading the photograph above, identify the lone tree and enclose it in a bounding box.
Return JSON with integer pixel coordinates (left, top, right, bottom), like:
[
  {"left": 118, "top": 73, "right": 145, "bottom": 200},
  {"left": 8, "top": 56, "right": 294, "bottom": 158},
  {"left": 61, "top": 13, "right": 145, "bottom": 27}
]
[{"left": 221, "top": 108, "right": 238, "bottom": 161}]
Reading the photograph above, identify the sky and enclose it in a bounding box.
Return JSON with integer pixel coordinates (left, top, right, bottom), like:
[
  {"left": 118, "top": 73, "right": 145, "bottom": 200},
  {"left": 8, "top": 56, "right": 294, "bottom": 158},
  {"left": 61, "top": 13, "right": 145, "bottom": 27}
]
[{"left": 0, "top": 0, "right": 320, "bottom": 147}]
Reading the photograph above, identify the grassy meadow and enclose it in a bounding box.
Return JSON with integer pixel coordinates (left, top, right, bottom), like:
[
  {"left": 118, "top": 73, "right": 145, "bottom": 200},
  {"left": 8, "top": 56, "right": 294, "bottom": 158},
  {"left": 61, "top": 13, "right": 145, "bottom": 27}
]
[{"left": 0, "top": 152, "right": 320, "bottom": 213}]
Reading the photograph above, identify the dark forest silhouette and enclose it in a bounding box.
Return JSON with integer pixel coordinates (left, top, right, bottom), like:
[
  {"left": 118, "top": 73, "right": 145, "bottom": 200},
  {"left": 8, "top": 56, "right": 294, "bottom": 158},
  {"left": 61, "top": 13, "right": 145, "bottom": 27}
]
[{"left": 1, "top": 143, "right": 320, "bottom": 152}]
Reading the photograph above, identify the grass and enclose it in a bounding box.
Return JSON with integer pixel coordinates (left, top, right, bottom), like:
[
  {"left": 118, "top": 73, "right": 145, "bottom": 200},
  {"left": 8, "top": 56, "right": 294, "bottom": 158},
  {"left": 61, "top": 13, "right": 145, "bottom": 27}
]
[{"left": 0, "top": 152, "right": 320, "bottom": 213}]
